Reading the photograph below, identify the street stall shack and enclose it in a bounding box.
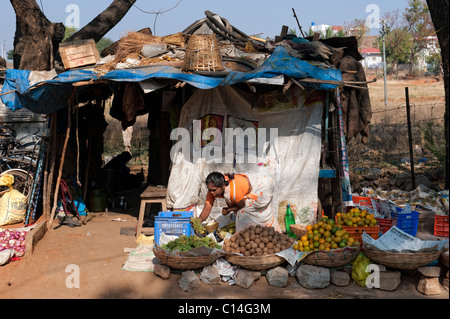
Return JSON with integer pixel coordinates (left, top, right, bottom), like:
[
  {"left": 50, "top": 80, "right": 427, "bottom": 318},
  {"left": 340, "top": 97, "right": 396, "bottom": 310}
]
[{"left": 0, "top": 10, "right": 373, "bottom": 245}]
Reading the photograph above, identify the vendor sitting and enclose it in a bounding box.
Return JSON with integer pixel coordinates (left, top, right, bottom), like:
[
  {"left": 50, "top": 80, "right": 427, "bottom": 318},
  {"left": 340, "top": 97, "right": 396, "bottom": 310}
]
[
  {"left": 199, "top": 172, "right": 280, "bottom": 233},
  {"left": 104, "top": 151, "right": 132, "bottom": 174},
  {"left": 102, "top": 151, "right": 143, "bottom": 191}
]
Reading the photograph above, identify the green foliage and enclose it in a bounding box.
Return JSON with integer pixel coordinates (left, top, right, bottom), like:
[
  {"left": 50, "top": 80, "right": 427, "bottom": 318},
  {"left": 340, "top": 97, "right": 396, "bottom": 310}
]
[
  {"left": 421, "top": 122, "right": 446, "bottom": 165},
  {"left": 97, "top": 38, "right": 114, "bottom": 57},
  {"left": 161, "top": 235, "right": 219, "bottom": 252},
  {"left": 7, "top": 49, "right": 13, "bottom": 60},
  {"left": 64, "top": 26, "right": 77, "bottom": 41}
]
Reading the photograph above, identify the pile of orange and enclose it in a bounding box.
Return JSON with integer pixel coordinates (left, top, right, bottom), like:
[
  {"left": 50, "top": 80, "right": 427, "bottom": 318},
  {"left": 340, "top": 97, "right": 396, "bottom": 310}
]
[
  {"left": 336, "top": 207, "right": 378, "bottom": 227},
  {"left": 292, "top": 216, "right": 359, "bottom": 252}
]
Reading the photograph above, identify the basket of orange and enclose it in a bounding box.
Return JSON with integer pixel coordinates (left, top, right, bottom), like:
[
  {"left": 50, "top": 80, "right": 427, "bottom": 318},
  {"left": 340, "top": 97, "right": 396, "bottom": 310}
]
[
  {"left": 335, "top": 208, "right": 379, "bottom": 247},
  {"left": 293, "top": 216, "right": 360, "bottom": 267}
]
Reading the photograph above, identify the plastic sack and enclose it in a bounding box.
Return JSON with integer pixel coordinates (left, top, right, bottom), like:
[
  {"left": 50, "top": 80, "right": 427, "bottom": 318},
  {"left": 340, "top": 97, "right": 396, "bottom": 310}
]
[
  {"left": 351, "top": 252, "right": 372, "bottom": 287},
  {"left": 0, "top": 174, "right": 28, "bottom": 226}
]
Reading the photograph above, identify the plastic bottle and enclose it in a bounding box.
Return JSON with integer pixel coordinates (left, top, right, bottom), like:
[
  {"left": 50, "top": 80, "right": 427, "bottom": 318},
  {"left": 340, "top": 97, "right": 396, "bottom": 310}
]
[{"left": 285, "top": 204, "right": 296, "bottom": 238}]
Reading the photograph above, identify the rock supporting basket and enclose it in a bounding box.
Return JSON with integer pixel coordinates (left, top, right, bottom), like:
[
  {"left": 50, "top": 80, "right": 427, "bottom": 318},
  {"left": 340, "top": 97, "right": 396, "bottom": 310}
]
[
  {"left": 363, "top": 246, "right": 443, "bottom": 270},
  {"left": 225, "top": 253, "right": 286, "bottom": 271},
  {"left": 153, "top": 245, "right": 220, "bottom": 270},
  {"left": 302, "top": 246, "right": 360, "bottom": 268},
  {"left": 182, "top": 34, "right": 224, "bottom": 72}
]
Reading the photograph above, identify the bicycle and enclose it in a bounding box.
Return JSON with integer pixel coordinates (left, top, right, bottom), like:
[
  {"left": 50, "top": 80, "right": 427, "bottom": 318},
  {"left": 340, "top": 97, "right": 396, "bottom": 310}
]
[{"left": 0, "top": 124, "right": 41, "bottom": 198}]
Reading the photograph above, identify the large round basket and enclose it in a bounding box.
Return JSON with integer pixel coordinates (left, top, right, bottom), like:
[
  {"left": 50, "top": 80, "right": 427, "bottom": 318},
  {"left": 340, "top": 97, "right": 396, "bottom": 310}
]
[
  {"left": 363, "top": 247, "right": 443, "bottom": 270},
  {"left": 225, "top": 254, "right": 286, "bottom": 271},
  {"left": 289, "top": 224, "right": 307, "bottom": 238},
  {"left": 153, "top": 246, "right": 220, "bottom": 270},
  {"left": 302, "top": 246, "right": 360, "bottom": 268},
  {"left": 439, "top": 249, "right": 449, "bottom": 268},
  {"left": 182, "top": 34, "right": 224, "bottom": 72}
]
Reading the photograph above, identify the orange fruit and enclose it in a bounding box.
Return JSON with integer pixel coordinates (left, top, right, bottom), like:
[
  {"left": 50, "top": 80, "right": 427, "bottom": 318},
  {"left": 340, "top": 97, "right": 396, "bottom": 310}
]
[
  {"left": 306, "top": 225, "right": 313, "bottom": 231},
  {"left": 336, "top": 212, "right": 341, "bottom": 218},
  {"left": 300, "top": 235, "right": 308, "bottom": 242}
]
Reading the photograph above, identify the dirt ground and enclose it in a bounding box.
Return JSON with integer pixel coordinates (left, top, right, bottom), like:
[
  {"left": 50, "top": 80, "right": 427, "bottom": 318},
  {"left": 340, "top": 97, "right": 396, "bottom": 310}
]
[
  {"left": 1, "top": 77, "right": 448, "bottom": 303},
  {"left": 0, "top": 186, "right": 448, "bottom": 301}
]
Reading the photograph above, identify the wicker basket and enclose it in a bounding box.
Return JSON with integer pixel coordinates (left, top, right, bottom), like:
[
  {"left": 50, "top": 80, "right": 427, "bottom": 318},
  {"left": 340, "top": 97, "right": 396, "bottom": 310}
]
[
  {"left": 363, "top": 246, "right": 443, "bottom": 270},
  {"left": 153, "top": 245, "right": 220, "bottom": 270},
  {"left": 225, "top": 253, "right": 286, "bottom": 271},
  {"left": 182, "top": 34, "right": 224, "bottom": 72},
  {"left": 290, "top": 224, "right": 307, "bottom": 238},
  {"left": 302, "top": 246, "right": 360, "bottom": 268}
]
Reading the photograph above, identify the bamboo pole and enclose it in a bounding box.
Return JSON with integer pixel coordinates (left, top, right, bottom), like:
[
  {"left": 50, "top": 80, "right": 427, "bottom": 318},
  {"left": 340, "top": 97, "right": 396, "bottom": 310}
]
[{"left": 47, "top": 90, "right": 75, "bottom": 230}]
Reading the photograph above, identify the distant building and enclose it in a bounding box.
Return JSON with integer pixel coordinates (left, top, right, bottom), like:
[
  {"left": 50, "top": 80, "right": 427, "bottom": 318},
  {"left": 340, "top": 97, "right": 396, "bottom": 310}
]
[
  {"left": 309, "top": 23, "right": 344, "bottom": 38},
  {"left": 360, "top": 48, "right": 383, "bottom": 69},
  {"left": 417, "top": 36, "right": 440, "bottom": 71}
]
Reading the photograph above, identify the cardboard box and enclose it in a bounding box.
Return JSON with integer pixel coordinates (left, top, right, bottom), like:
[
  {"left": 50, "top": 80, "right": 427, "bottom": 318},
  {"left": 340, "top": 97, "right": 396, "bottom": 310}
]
[{"left": 59, "top": 39, "right": 100, "bottom": 69}]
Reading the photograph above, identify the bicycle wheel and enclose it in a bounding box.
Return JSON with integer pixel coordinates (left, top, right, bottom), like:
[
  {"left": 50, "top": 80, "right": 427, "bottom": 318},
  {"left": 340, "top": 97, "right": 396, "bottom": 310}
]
[{"left": 0, "top": 169, "right": 34, "bottom": 198}]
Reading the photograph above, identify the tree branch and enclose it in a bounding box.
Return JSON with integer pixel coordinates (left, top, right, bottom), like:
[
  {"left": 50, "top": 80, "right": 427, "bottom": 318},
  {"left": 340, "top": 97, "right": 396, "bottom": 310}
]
[{"left": 65, "top": 0, "right": 137, "bottom": 43}]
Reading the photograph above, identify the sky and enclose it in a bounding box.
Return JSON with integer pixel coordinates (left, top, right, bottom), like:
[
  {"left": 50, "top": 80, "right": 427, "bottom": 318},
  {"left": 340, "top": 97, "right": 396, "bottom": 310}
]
[{"left": 0, "top": 0, "right": 411, "bottom": 60}]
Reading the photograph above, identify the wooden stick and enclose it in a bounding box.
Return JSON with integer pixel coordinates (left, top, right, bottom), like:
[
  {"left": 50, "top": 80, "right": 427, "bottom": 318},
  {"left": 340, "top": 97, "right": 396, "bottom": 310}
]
[
  {"left": 290, "top": 78, "right": 305, "bottom": 91},
  {"left": 297, "top": 77, "right": 377, "bottom": 86},
  {"left": 282, "top": 80, "right": 293, "bottom": 94},
  {"left": 43, "top": 112, "right": 57, "bottom": 221},
  {"left": 47, "top": 90, "right": 75, "bottom": 230},
  {"left": 0, "top": 90, "right": 16, "bottom": 97}
]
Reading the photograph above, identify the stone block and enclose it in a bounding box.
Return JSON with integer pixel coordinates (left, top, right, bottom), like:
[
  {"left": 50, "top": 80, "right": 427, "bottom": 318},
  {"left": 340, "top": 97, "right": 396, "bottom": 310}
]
[
  {"left": 296, "top": 264, "right": 330, "bottom": 289},
  {"left": 200, "top": 266, "right": 221, "bottom": 285},
  {"left": 418, "top": 266, "right": 441, "bottom": 278},
  {"left": 236, "top": 269, "right": 261, "bottom": 289},
  {"left": 417, "top": 276, "right": 444, "bottom": 295},
  {"left": 266, "top": 266, "right": 289, "bottom": 288},
  {"left": 153, "top": 263, "right": 171, "bottom": 280},
  {"left": 330, "top": 270, "right": 350, "bottom": 287},
  {"left": 178, "top": 270, "right": 201, "bottom": 292}
]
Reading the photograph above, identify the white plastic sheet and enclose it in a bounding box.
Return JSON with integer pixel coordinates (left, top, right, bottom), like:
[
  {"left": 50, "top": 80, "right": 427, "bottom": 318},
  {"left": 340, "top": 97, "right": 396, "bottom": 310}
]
[{"left": 167, "top": 86, "right": 323, "bottom": 225}]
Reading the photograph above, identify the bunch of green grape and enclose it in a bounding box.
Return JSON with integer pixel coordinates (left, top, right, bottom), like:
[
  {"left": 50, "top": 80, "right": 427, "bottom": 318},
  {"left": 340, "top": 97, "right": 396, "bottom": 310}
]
[{"left": 191, "top": 217, "right": 205, "bottom": 234}]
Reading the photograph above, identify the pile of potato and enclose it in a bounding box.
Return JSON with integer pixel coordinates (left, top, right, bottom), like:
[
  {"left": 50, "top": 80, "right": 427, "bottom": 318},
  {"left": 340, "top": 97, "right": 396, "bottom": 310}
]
[{"left": 222, "top": 225, "right": 295, "bottom": 256}]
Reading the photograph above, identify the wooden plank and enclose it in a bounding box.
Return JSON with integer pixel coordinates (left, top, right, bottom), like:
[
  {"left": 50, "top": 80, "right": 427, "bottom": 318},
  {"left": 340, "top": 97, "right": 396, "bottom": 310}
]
[{"left": 59, "top": 39, "right": 100, "bottom": 69}]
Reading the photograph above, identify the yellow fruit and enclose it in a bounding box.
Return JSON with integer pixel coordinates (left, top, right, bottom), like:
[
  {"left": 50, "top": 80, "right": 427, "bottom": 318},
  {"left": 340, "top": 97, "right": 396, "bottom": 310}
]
[
  {"left": 293, "top": 243, "right": 299, "bottom": 250},
  {"left": 300, "top": 235, "right": 308, "bottom": 242}
]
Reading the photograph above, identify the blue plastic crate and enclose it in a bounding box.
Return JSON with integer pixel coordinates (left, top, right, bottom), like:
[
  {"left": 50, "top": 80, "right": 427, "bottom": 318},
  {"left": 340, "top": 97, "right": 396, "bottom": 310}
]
[
  {"left": 154, "top": 211, "right": 194, "bottom": 245},
  {"left": 391, "top": 207, "right": 420, "bottom": 236}
]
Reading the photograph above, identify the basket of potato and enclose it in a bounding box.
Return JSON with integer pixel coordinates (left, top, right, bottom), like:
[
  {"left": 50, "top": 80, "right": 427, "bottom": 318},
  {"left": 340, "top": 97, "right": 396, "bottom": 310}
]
[{"left": 223, "top": 225, "right": 292, "bottom": 270}]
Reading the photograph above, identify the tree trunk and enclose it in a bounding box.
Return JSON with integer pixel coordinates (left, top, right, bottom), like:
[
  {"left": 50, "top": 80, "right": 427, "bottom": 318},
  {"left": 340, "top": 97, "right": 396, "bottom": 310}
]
[
  {"left": 11, "top": 0, "right": 137, "bottom": 71},
  {"left": 10, "top": 0, "right": 65, "bottom": 70},
  {"left": 65, "top": 0, "right": 137, "bottom": 43},
  {"left": 427, "top": 0, "right": 449, "bottom": 189}
]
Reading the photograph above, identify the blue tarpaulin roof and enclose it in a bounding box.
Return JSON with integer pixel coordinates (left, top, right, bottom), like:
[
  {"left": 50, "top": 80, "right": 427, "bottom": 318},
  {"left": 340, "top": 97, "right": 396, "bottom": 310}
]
[{"left": 1, "top": 46, "right": 342, "bottom": 114}]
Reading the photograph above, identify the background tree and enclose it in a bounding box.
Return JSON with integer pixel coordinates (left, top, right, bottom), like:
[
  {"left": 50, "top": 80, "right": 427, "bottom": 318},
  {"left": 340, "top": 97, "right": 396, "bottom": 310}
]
[
  {"left": 426, "top": 0, "right": 449, "bottom": 189},
  {"left": 343, "top": 18, "right": 369, "bottom": 49},
  {"left": 380, "top": 10, "right": 412, "bottom": 75},
  {"left": 404, "top": 0, "right": 435, "bottom": 77}
]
